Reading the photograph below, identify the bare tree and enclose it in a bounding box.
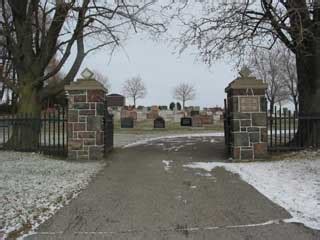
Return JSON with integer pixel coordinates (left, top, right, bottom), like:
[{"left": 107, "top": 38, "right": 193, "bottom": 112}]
[
  {"left": 280, "top": 49, "right": 299, "bottom": 113},
  {"left": 173, "top": 83, "right": 196, "bottom": 109},
  {"left": 0, "top": 45, "right": 16, "bottom": 107},
  {"left": 122, "top": 76, "right": 147, "bottom": 107},
  {"left": 93, "top": 71, "right": 111, "bottom": 92},
  {"left": 248, "top": 45, "right": 289, "bottom": 113},
  {"left": 42, "top": 57, "right": 67, "bottom": 108},
  {"left": 0, "top": 1, "right": 164, "bottom": 114},
  {"left": 170, "top": 0, "right": 319, "bottom": 144},
  {"left": 0, "top": 0, "right": 165, "bottom": 147}
]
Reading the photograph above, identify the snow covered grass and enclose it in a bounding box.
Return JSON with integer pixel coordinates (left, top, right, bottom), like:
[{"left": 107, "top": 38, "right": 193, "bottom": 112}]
[
  {"left": 122, "top": 132, "right": 224, "bottom": 148},
  {"left": 184, "top": 158, "right": 320, "bottom": 230},
  {"left": 0, "top": 151, "right": 105, "bottom": 239}
]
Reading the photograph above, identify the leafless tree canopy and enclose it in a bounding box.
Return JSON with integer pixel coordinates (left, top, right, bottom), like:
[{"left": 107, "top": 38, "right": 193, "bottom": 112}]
[
  {"left": 248, "top": 43, "right": 299, "bottom": 112},
  {"left": 171, "top": 0, "right": 317, "bottom": 124},
  {"left": 248, "top": 44, "right": 288, "bottom": 110},
  {"left": 122, "top": 76, "right": 146, "bottom": 106},
  {"left": 173, "top": 82, "right": 196, "bottom": 109},
  {"left": 93, "top": 70, "right": 111, "bottom": 91},
  {"left": 173, "top": 1, "right": 317, "bottom": 62},
  {"left": 280, "top": 49, "right": 299, "bottom": 112},
  {"left": 0, "top": 0, "right": 166, "bottom": 114},
  {"left": 0, "top": 44, "right": 16, "bottom": 105}
]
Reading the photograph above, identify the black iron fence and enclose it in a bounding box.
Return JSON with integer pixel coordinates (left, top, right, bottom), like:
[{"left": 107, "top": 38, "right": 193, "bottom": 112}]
[
  {"left": 104, "top": 110, "right": 114, "bottom": 155},
  {"left": 0, "top": 109, "right": 67, "bottom": 157},
  {"left": 268, "top": 107, "right": 320, "bottom": 151},
  {"left": 223, "top": 99, "right": 231, "bottom": 153}
]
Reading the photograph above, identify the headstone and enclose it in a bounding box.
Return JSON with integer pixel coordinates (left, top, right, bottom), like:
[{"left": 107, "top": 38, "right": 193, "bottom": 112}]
[
  {"left": 159, "top": 106, "right": 168, "bottom": 110},
  {"left": 121, "top": 109, "right": 137, "bottom": 120},
  {"left": 147, "top": 110, "right": 159, "bottom": 120},
  {"left": 121, "top": 117, "right": 134, "bottom": 128},
  {"left": 154, "top": 117, "right": 165, "bottom": 129},
  {"left": 137, "top": 111, "right": 147, "bottom": 121},
  {"left": 159, "top": 110, "right": 174, "bottom": 121},
  {"left": 181, "top": 117, "right": 192, "bottom": 127},
  {"left": 192, "top": 115, "right": 203, "bottom": 127},
  {"left": 151, "top": 106, "right": 159, "bottom": 111},
  {"left": 200, "top": 115, "right": 213, "bottom": 124},
  {"left": 191, "top": 110, "right": 200, "bottom": 116},
  {"left": 174, "top": 112, "right": 185, "bottom": 122}
]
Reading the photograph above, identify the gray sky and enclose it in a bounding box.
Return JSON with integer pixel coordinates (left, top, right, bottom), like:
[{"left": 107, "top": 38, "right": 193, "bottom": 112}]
[{"left": 79, "top": 33, "right": 237, "bottom": 108}]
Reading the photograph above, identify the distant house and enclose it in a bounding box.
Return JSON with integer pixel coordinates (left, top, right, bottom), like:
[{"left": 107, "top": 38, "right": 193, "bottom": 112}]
[{"left": 106, "top": 94, "right": 125, "bottom": 108}]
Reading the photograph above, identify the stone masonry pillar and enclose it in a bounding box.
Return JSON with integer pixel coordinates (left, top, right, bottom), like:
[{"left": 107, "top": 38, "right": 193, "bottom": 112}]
[
  {"left": 65, "top": 69, "right": 107, "bottom": 161},
  {"left": 225, "top": 67, "right": 268, "bottom": 161}
]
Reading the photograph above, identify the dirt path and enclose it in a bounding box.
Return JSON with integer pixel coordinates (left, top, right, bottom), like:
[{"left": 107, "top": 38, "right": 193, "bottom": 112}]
[{"left": 26, "top": 136, "right": 320, "bottom": 240}]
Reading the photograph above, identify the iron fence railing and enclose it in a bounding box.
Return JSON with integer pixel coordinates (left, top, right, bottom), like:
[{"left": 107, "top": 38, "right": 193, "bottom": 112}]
[
  {"left": 104, "top": 109, "right": 114, "bottom": 155},
  {"left": 223, "top": 99, "right": 231, "bottom": 154},
  {"left": 268, "top": 107, "right": 320, "bottom": 151},
  {"left": 0, "top": 109, "right": 67, "bottom": 157}
]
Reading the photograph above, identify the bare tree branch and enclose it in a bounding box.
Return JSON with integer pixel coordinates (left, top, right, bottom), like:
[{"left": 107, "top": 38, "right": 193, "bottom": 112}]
[
  {"left": 173, "top": 82, "right": 196, "bottom": 109},
  {"left": 122, "top": 76, "right": 147, "bottom": 107}
]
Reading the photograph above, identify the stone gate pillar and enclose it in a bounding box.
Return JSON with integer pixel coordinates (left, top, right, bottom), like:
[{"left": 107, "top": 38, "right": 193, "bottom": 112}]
[
  {"left": 225, "top": 67, "right": 268, "bottom": 161},
  {"left": 65, "top": 69, "right": 107, "bottom": 161}
]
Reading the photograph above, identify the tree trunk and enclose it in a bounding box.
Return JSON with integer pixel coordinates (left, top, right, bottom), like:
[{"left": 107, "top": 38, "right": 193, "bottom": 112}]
[
  {"left": 269, "top": 100, "right": 275, "bottom": 115},
  {"left": 294, "top": 97, "right": 299, "bottom": 114},
  {"left": 5, "top": 74, "right": 42, "bottom": 150},
  {"left": 294, "top": 41, "right": 320, "bottom": 147},
  {"left": 133, "top": 97, "right": 136, "bottom": 108}
]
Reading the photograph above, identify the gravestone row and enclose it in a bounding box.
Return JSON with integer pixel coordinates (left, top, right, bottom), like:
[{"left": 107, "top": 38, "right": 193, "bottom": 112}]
[{"left": 119, "top": 116, "right": 204, "bottom": 129}]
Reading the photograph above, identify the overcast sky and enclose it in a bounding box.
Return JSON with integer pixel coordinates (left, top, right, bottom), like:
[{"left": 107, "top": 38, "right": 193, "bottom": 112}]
[{"left": 78, "top": 32, "right": 238, "bottom": 108}]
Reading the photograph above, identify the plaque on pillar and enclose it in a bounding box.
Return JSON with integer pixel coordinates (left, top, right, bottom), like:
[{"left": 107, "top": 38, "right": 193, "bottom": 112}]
[{"left": 240, "top": 97, "right": 259, "bottom": 112}]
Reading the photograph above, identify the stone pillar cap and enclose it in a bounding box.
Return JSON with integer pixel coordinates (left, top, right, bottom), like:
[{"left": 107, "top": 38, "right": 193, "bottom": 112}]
[
  {"left": 65, "top": 78, "right": 107, "bottom": 92},
  {"left": 225, "top": 67, "right": 267, "bottom": 93}
]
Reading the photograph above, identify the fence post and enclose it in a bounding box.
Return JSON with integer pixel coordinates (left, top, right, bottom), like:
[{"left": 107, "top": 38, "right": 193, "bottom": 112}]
[
  {"left": 224, "top": 67, "right": 268, "bottom": 161},
  {"left": 65, "top": 69, "right": 107, "bottom": 161}
]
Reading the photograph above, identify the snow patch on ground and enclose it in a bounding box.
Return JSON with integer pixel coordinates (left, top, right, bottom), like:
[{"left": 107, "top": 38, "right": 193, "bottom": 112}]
[
  {"left": 0, "top": 151, "right": 105, "bottom": 239},
  {"left": 122, "top": 132, "right": 224, "bottom": 148},
  {"left": 162, "top": 160, "right": 173, "bottom": 171},
  {"left": 184, "top": 159, "right": 320, "bottom": 230},
  {"left": 195, "top": 172, "right": 212, "bottom": 177}
]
